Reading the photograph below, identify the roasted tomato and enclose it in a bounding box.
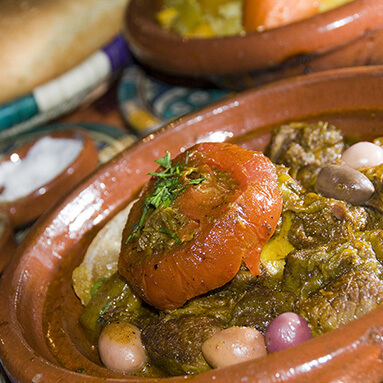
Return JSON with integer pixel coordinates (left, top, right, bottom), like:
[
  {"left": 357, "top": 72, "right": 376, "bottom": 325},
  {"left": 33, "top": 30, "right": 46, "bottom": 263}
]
[
  {"left": 243, "top": 0, "right": 319, "bottom": 31},
  {"left": 118, "top": 142, "right": 282, "bottom": 310}
]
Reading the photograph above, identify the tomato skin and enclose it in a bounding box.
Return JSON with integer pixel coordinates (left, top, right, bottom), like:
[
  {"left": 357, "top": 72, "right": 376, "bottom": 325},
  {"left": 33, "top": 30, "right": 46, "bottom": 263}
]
[
  {"left": 119, "top": 142, "right": 282, "bottom": 310},
  {"left": 243, "top": 0, "right": 319, "bottom": 32}
]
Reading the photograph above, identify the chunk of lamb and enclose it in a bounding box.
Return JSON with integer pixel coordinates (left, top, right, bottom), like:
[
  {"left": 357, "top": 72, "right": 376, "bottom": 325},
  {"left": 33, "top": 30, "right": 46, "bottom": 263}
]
[
  {"left": 297, "top": 270, "right": 383, "bottom": 336},
  {"left": 141, "top": 314, "right": 224, "bottom": 376}
]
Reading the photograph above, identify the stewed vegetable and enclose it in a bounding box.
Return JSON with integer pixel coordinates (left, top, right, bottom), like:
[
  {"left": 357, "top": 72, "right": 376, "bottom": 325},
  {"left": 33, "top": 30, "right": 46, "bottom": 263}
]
[
  {"left": 315, "top": 165, "right": 375, "bottom": 205},
  {"left": 202, "top": 326, "right": 267, "bottom": 368},
  {"left": 243, "top": 0, "right": 319, "bottom": 31},
  {"left": 119, "top": 142, "right": 282, "bottom": 310},
  {"left": 74, "top": 121, "right": 383, "bottom": 378},
  {"left": 342, "top": 141, "right": 383, "bottom": 169},
  {"left": 265, "top": 312, "right": 312, "bottom": 353},
  {"left": 98, "top": 322, "right": 147, "bottom": 373},
  {"left": 156, "top": 0, "right": 354, "bottom": 37}
]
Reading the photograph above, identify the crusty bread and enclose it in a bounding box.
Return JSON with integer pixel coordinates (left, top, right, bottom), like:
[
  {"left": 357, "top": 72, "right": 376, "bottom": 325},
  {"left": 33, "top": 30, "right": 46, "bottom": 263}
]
[
  {"left": 72, "top": 201, "right": 134, "bottom": 306},
  {"left": 0, "top": 0, "right": 129, "bottom": 104}
]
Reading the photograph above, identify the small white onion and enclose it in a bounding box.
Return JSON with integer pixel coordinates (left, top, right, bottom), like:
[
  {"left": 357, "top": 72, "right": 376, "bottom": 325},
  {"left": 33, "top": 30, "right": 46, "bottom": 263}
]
[
  {"left": 342, "top": 141, "right": 383, "bottom": 169},
  {"left": 98, "top": 322, "right": 147, "bottom": 373},
  {"left": 202, "top": 326, "right": 267, "bottom": 369}
]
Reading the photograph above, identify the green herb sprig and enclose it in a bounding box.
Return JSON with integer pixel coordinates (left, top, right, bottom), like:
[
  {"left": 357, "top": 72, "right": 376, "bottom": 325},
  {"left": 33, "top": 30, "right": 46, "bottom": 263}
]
[
  {"left": 126, "top": 152, "right": 205, "bottom": 242},
  {"left": 147, "top": 152, "right": 186, "bottom": 209}
]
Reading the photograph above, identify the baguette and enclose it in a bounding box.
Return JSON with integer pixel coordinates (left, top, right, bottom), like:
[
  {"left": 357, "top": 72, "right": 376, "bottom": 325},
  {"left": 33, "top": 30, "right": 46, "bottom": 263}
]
[{"left": 0, "top": 0, "right": 129, "bottom": 104}]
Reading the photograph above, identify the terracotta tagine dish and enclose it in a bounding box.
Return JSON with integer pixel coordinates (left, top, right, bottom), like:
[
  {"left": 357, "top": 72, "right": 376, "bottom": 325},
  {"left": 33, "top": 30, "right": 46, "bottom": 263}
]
[
  {"left": 0, "top": 128, "right": 98, "bottom": 228},
  {"left": 2, "top": 66, "right": 383, "bottom": 382},
  {"left": 124, "top": 0, "right": 383, "bottom": 89},
  {"left": 0, "top": 211, "right": 16, "bottom": 273}
]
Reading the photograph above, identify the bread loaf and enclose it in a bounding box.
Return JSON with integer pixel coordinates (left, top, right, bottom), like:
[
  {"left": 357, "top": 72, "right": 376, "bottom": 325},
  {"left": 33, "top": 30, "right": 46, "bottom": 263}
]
[{"left": 0, "top": 0, "right": 129, "bottom": 104}]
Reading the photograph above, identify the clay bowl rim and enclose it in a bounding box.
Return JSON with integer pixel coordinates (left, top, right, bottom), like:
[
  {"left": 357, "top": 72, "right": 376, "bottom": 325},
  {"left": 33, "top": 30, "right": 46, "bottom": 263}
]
[
  {"left": 124, "top": 0, "right": 383, "bottom": 76},
  {"left": 0, "top": 128, "right": 99, "bottom": 228},
  {"left": 0, "top": 211, "right": 16, "bottom": 273},
  {"left": 3, "top": 66, "right": 383, "bottom": 382}
]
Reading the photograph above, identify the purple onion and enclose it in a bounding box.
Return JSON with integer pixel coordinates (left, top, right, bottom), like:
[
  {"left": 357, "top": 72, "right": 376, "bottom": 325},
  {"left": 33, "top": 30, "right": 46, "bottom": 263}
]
[{"left": 265, "top": 312, "right": 312, "bottom": 353}]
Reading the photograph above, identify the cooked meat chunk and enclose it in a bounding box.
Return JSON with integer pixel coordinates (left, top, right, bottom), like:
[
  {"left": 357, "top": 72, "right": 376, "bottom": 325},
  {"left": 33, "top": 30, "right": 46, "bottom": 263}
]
[
  {"left": 282, "top": 239, "right": 383, "bottom": 299},
  {"left": 168, "top": 265, "right": 257, "bottom": 324},
  {"left": 356, "top": 230, "right": 383, "bottom": 263},
  {"left": 266, "top": 121, "right": 344, "bottom": 189},
  {"left": 79, "top": 273, "right": 156, "bottom": 342},
  {"left": 276, "top": 165, "right": 369, "bottom": 249},
  {"left": 297, "top": 270, "right": 383, "bottom": 336},
  {"left": 141, "top": 315, "right": 224, "bottom": 376},
  {"left": 230, "top": 279, "right": 296, "bottom": 333},
  {"left": 287, "top": 194, "right": 368, "bottom": 249},
  {"left": 362, "top": 164, "right": 383, "bottom": 216}
]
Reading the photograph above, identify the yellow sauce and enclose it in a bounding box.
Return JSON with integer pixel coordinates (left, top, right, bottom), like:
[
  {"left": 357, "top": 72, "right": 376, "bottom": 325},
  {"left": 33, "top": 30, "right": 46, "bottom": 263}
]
[{"left": 157, "top": 0, "right": 354, "bottom": 37}]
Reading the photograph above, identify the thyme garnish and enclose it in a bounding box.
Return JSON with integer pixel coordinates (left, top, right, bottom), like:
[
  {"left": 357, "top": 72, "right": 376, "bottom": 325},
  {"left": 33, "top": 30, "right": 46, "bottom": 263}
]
[{"left": 126, "top": 152, "right": 205, "bottom": 242}]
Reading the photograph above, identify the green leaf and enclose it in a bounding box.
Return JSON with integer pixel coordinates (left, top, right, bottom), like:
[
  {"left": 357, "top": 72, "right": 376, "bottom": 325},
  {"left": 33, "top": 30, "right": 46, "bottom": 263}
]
[
  {"left": 188, "top": 176, "right": 206, "bottom": 184},
  {"left": 154, "top": 152, "right": 172, "bottom": 169},
  {"left": 126, "top": 150, "right": 205, "bottom": 243}
]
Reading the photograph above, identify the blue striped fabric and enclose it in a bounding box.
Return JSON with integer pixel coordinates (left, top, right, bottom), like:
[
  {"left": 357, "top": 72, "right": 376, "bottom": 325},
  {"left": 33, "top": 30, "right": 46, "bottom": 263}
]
[
  {"left": 0, "top": 95, "right": 38, "bottom": 131},
  {"left": 0, "top": 35, "right": 130, "bottom": 133}
]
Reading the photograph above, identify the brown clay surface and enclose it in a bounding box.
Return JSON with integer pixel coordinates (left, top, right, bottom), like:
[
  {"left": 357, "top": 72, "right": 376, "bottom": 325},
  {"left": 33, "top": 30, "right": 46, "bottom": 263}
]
[{"left": 2, "top": 67, "right": 383, "bottom": 382}]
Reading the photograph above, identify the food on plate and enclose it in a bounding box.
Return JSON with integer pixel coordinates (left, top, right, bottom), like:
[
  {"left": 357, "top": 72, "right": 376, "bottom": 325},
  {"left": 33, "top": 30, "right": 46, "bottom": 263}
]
[
  {"left": 243, "top": 0, "right": 353, "bottom": 31},
  {"left": 73, "top": 121, "right": 383, "bottom": 377},
  {"left": 98, "top": 321, "right": 147, "bottom": 373},
  {"left": 201, "top": 326, "right": 267, "bottom": 368},
  {"left": 157, "top": 0, "right": 243, "bottom": 37},
  {"left": 0, "top": 0, "right": 130, "bottom": 104},
  {"left": 264, "top": 312, "right": 312, "bottom": 353},
  {"left": 315, "top": 164, "right": 375, "bottom": 205},
  {"left": 243, "top": 0, "right": 320, "bottom": 32},
  {"left": 342, "top": 141, "right": 383, "bottom": 169},
  {"left": 156, "top": 0, "right": 354, "bottom": 37},
  {"left": 0, "top": 129, "right": 99, "bottom": 229},
  {"left": 73, "top": 203, "right": 134, "bottom": 305},
  {"left": 119, "top": 142, "right": 282, "bottom": 310},
  {"left": 0, "top": 136, "right": 83, "bottom": 202}
]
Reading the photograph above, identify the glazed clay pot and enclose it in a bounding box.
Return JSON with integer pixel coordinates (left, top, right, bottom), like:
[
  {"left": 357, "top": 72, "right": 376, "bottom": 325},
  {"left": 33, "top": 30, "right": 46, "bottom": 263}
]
[
  {"left": 2, "top": 67, "right": 383, "bottom": 382},
  {"left": 0, "top": 129, "right": 98, "bottom": 228},
  {"left": 0, "top": 211, "right": 16, "bottom": 272},
  {"left": 124, "top": 0, "right": 383, "bottom": 89}
]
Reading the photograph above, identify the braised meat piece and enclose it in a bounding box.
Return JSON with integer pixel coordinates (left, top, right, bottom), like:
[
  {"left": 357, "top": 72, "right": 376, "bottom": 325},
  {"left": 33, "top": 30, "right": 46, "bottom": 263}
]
[
  {"left": 275, "top": 165, "right": 369, "bottom": 249},
  {"left": 287, "top": 194, "right": 369, "bottom": 250},
  {"left": 362, "top": 163, "right": 383, "bottom": 217},
  {"left": 230, "top": 279, "right": 296, "bottom": 334},
  {"left": 297, "top": 270, "right": 383, "bottom": 336},
  {"left": 356, "top": 230, "right": 383, "bottom": 263},
  {"left": 79, "top": 273, "right": 156, "bottom": 342},
  {"left": 169, "top": 265, "right": 257, "bottom": 324},
  {"left": 282, "top": 238, "right": 383, "bottom": 299},
  {"left": 141, "top": 314, "right": 224, "bottom": 375},
  {"left": 266, "top": 121, "right": 344, "bottom": 189}
]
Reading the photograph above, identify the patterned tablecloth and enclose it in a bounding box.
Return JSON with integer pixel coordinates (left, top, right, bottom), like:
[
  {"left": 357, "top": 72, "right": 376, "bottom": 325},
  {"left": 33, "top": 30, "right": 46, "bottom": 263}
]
[
  {"left": 118, "top": 64, "right": 229, "bottom": 136},
  {"left": 0, "top": 35, "right": 130, "bottom": 138}
]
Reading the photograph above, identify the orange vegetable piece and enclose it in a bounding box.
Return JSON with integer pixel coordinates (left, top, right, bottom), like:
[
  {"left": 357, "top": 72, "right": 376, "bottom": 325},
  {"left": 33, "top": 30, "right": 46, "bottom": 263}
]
[
  {"left": 243, "top": 0, "right": 320, "bottom": 31},
  {"left": 118, "top": 142, "right": 282, "bottom": 310}
]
